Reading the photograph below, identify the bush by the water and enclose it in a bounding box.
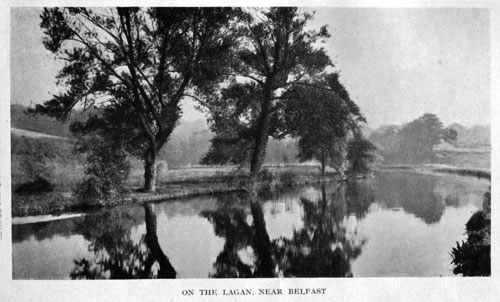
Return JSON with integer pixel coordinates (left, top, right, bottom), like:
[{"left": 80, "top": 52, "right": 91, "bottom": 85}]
[
  {"left": 15, "top": 176, "right": 54, "bottom": 195},
  {"left": 278, "top": 171, "right": 297, "bottom": 187},
  {"left": 451, "top": 188, "right": 491, "bottom": 276},
  {"left": 74, "top": 137, "right": 131, "bottom": 205}
]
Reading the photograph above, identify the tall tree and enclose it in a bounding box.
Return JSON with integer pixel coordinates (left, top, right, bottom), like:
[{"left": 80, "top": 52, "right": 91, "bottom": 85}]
[
  {"left": 284, "top": 73, "right": 365, "bottom": 175},
  {"left": 34, "top": 7, "right": 239, "bottom": 191},
  {"left": 201, "top": 7, "right": 331, "bottom": 184}
]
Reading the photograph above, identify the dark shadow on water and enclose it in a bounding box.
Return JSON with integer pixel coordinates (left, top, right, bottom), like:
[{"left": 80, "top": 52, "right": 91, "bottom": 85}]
[
  {"left": 70, "top": 204, "right": 176, "bottom": 279},
  {"left": 202, "top": 184, "right": 367, "bottom": 278},
  {"left": 272, "top": 185, "right": 366, "bottom": 277}
]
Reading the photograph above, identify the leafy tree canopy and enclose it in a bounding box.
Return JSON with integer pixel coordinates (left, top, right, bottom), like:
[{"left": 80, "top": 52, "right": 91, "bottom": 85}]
[
  {"left": 33, "top": 7, "right": 241, "bottom": 191},
  {"left": 282, "top": 73, "right": 366, "bottom": 174},
  {"left": 200, "top": 7, "right": 331, "bottom": 177}
]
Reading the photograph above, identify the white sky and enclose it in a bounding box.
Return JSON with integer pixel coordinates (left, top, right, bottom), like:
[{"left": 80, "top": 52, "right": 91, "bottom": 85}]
[{"left": 11, "top": 7, "right": 491, "bottom": 127}]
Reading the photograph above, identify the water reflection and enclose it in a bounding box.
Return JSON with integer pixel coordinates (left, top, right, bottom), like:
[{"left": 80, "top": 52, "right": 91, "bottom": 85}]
[
  {"left": 70, "top": 204, "right": 176, "bottom": 279},
  {"left": 272, "top": 185, "right": 366, "bottom": 277},
  {"left": 373, "top": 172, "right": 445, "bottom": 224},
  {"left": 12, "top": 170, "right": 490, "bottom": 279},
  {"left": 202, "top": 184, "right": 368, "bottom": 278}
]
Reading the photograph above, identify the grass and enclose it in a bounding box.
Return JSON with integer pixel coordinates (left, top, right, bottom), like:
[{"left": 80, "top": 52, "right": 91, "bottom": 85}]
[
  {"left": 11, "top": 135, "right": 83, "bottom": 191},
  {"left": 433, "top": 149, "right": 490, "bottom": 170},
  {"left": 12, "top": 192, "right": 91, "bottom": 217},
  {"left": 377, "top": 145, "right": 490, "bottom": 180},
  {"left": 12, "top": 156, "right": 334, "bottom": 217}
]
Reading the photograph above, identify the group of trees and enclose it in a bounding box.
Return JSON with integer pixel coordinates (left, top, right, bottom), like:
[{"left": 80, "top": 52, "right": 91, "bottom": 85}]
[
  {"left": 369, "top": 113, "right": 457, "bottom": 164},
  {"left": 34, "top": 7, "right": 374, "bottom": 193}
]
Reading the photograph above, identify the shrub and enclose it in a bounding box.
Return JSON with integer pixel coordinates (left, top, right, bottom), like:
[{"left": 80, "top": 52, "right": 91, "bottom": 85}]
[
  {"left": 210, "top": 170, "right": 247, "bottom": 188},
  {"left": 74, "top": 136, "right": 131, "bottom": 205},
  {"left": 278, "top": 171, "right": 297, "bottom": 187},
  {"left": 15, "top": 176, "right": 54, "bottom": 195},
  {"left": 258, "top": 169, "right": 275, "bottom": 183},
  {"left": 451, "top": 189, "right": 491, "bottom": 276}
]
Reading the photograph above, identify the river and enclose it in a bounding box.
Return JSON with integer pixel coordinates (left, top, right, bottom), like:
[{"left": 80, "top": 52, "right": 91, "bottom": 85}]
[{"left": 12, "top": 170, "right": 489, "bottom": 279}]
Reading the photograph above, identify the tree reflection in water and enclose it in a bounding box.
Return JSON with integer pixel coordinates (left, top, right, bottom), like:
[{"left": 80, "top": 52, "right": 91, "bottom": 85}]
[
  {"left": 70, "top": 204, "right": 176, "bottom": 279},
  {"left": 375, "top": 171, "right": 445, "bottom": 224},
  {"left": 68, "top": 173, "right": 448, "bottom": 279},
  {"left": 202, "top": 183, "right": 369, "bottom": 278}
]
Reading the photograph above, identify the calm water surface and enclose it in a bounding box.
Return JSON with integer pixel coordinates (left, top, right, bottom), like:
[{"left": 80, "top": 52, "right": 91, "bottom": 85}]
[{"left": 12, "top": 170, "right": 489, "bottom": 279}]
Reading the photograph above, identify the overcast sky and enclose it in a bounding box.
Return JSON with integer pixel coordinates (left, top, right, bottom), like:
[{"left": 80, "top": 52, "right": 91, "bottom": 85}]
[{"left": 11, "top": 7, "right": 491, "bottom": 127}]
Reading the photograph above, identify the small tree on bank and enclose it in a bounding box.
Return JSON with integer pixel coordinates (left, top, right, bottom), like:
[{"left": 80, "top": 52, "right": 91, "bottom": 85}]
[
  {"left": 34, "top": 7, "right": 240, "bottom": 191},
  {"left": 74, "top": 135, "right": 131, "bottom": 205},
  {"left": 346, "top": 133, "right": 377, "bottom": 175}
]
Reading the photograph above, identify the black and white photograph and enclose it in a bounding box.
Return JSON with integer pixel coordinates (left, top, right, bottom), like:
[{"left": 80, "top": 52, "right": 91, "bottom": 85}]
[{"left": 3, "top": 1, "right": 499, "bottom": 300}]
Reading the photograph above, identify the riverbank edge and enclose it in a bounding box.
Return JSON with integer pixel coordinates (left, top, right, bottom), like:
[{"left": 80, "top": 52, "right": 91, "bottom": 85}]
[
  {"left": 12, "top": 175, "right": 340, "bottom": 221},
  {"left": 378, "top": 164, "right": 490, "bottom": 179},
  {"left": 14, "top": 164, "right": 489, "bottom": 221}
]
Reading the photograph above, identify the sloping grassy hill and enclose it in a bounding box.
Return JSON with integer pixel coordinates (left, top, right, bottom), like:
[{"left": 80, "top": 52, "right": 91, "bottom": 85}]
[{"left": 11, "top": 104, "right": 76, "bottom": 138}]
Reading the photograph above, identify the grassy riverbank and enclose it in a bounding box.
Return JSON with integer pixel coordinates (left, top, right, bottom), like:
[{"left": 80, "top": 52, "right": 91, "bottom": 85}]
[
  {"left": 11, "top": 131, "right": 324, "bottom": 217},
  {"left": 12, "top": 165, "right": 338, "bottom": 217},
  {"left": 13, "top": 158, "right": 490, "bottom": 217},
  {"left": 12, "top": 127, "right": 490, "bottom": 217}
]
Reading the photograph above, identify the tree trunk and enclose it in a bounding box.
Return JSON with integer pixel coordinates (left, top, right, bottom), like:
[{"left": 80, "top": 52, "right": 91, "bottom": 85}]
[
  {"left": 249, "top": 89, "right": 272, "bottom": 186},
  {"left": 143, "top": 147, "right": 157, "bottom": 192},
  {"left": 142, "top": 125, "right": 174, "bottom": 192},
  {"left": 320, "top": 150, "right": 326, "bottom": 175},
  {"left": 144, "top": 203, "right": 176, "bottom": 278},
  {"left": 250, "top": 199, "right": 274, "bottom": 277}
]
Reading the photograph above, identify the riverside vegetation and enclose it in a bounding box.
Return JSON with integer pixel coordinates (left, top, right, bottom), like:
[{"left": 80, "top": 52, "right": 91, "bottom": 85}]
[
  {"left": 451, "top": 188, "right": 491, "bottom": 276},
  {"left": 12, "top": 108, "right": 490, "bottom": 218},
  {"left": 12, "top": 115, "right": 338, "bottom": 216}
]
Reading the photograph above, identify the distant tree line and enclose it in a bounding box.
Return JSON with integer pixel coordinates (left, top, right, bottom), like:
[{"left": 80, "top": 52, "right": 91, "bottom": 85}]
[
  {"left": 447, "top": 123, "right": 490, "bottom": 148},
  {"left": 369, "top": 113, "right": 458, "bottom": 164}
]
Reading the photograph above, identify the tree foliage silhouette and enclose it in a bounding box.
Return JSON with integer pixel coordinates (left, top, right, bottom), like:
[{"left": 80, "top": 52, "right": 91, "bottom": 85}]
[{"left": 35, "top": 7, "right": 240, "bottom": 191}]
